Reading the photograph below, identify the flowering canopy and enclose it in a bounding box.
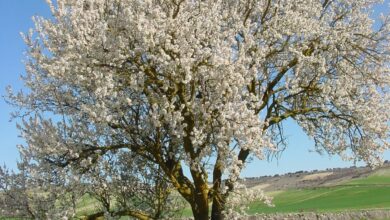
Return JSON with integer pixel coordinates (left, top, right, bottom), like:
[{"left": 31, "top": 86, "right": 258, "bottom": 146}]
[{"left": 7, "top": 0, "right": 390, "bottom": 219}]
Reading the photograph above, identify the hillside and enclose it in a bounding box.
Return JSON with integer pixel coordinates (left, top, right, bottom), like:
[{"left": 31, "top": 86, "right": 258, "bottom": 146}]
[
  {"left": 242, "top": 161, "right": 390, "bottom": 192},
  {"left": 242, "top": 161, "right": 390, "bottom": 216}
]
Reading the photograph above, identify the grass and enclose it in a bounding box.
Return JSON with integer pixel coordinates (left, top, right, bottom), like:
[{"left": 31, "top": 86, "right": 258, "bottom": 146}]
[
  {"left": 247, "top": 171, "right": 390, "bottom": 215},
  {"left": 247, "top": 185, "right": 390, "bottom": 214},
  {"left": 347, "top": 175, "right": 390, "bottom": 185},
  {"left": 75, "top": 194, "right": 100, "bottom": 216}
]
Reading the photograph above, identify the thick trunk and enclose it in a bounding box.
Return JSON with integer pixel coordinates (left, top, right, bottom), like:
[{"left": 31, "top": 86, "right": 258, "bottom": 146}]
[
  {"left": 190, "top": 193, "right": 209, "bottom": 220},
  {"left": 211, "top": 196, "right": 225, "bottom": 220},
  {"left": 211, "top": 153, "right": 226, "bottom": 220},
  {"left": 192, "top": 209, "right": 209, "bottom": 220}
]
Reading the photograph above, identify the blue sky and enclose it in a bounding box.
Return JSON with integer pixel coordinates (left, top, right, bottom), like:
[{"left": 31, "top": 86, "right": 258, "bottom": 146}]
[
  {"left": 0, "top": 0, "right": 389, "bottom": 177},
  {"left": 0, "top": 0, "right": 52, "bottom": 169}
]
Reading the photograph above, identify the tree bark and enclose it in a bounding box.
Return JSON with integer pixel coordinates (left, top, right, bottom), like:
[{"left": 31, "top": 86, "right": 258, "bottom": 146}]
[
  {"left": 211, "top": 196, "right": 225, "bottom": 220},
  {"left": 192, "top": 207, "right": 209, "bottom": 220},
  {"left": 210, "top": 153, "right": 226, "bottom": 220},
  {"left": 190, "top": 191, "right": 209, "bottom": 220}
]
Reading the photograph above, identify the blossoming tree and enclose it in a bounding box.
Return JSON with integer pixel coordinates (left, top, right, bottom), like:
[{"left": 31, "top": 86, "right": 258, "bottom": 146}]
[
  {"left": 0, "top": 153, "right": 182, "bottom": 219},
  {"left": 8, "top": 0, "right": 389, "bottom": 219}
]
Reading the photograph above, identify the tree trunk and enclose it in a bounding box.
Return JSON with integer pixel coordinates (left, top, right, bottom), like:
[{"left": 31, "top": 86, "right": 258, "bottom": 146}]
[
  {"left": 192, "top": 209, "right": 209, "bottom": 220},
  {"left": 190, "top": 199, "right": 209, "bottom": 220},
  {"left": 211, "top": 153, "right": 226, "bottom": 220},
  {"left": 190, "top": 186, "right": 209, "bottom": 220},
  {"left": 211, "top": 196, "right": 225, "bottom": 220}
]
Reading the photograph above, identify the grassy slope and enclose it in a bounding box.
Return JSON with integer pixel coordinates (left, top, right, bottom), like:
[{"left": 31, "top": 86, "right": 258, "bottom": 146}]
[
  {"left": 248, "top": 185, "right": 390, "bottom": 214},
  {"left": 247, "top": 168, "right": 390, "bottom": 215}
]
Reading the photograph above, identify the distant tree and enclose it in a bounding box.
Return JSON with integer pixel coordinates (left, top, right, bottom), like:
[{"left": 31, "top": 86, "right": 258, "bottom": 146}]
[
  {"left": 7, "top": 0, "right": 389, "bottom": 219},
  {"left": 0, "top": 162, "right": 78, "bottom": 219},
  {"left": 73, "top": 151, "right": 185, "bottom": 219},
  {"left": 0, "top": 153, "right": 184, "bottom": 219}
]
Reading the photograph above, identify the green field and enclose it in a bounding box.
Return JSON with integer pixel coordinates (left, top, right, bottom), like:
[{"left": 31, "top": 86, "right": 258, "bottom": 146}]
[
  {"left": 247, "top": 185, "right": 390, "bottom": 214},
  {"left": 247, "top": 170, "right": 390, "bottom": 215}
]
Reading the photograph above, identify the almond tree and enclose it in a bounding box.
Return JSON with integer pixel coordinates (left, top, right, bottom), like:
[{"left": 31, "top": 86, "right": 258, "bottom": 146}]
[
  {"left": 8, "top": 0, "right": 390, "bottom": 219},
  {"left": 0, "top": 152, "right": 183, "bottom": 219},
  {"left": 71, "top": 151, "right": 185, "bottom": 219},
  {"left": 0, "top": 162, "right": 79, "bottom": 219}
]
